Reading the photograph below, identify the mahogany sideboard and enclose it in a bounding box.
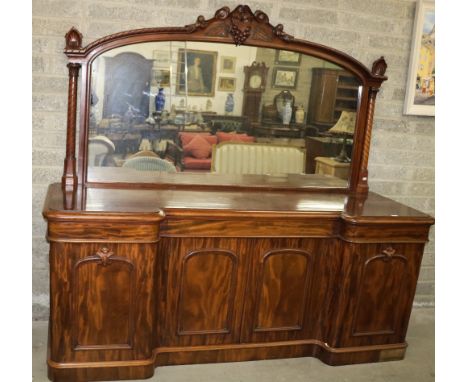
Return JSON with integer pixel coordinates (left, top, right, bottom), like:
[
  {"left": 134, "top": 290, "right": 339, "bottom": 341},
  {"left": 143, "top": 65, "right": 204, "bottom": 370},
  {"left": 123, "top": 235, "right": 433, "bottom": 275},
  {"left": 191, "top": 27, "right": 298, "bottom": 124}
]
[
  {"left": 41, "top": 5, "right": 434, "bottom": 381},
  {"left": 43, "top": 183, "right": 433, "bottom": 381}
]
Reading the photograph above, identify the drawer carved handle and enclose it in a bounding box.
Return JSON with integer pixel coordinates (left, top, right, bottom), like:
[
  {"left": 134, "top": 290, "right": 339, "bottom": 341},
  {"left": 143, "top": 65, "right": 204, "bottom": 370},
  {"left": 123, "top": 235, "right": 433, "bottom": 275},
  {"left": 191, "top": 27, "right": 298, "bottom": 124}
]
[
  {"left": 96, "top": 247, "right": 114, "bottom": 266},
  {"left": 382, "top": 246, "right": 396, "bottom": 261}
]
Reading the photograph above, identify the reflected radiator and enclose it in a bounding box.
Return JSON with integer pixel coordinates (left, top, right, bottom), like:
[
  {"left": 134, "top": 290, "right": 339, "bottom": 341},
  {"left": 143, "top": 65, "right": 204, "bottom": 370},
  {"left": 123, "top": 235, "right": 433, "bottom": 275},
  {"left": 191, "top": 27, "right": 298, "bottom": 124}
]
[{"left": 211, "top": 142, "right": 305, "bottom": 175}]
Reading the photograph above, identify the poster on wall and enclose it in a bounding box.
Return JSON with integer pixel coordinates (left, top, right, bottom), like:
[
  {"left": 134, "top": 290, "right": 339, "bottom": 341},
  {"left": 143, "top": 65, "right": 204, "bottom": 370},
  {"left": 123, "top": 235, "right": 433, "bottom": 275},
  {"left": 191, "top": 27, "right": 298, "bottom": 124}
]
[{"left": 404, "top": 0, "right": 435, "bottom": 116}]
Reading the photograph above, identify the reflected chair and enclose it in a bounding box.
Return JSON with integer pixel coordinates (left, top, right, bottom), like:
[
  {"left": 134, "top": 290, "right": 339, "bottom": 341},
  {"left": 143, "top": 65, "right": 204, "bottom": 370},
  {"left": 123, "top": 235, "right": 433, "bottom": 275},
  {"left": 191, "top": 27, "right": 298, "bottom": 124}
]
[
  {"left": 122, "top": 156, "right": 177, "bottom": 173},
  {"left": 88, "top": 135, "right": 115, "bottom": 166}
]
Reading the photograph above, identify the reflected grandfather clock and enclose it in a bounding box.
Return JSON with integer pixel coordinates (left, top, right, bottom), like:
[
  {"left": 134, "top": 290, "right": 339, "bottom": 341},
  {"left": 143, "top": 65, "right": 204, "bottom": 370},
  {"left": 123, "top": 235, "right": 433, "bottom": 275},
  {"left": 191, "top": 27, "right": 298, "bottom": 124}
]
[{"left": 242, "top": 62, "right": 269, "bottom": 122}]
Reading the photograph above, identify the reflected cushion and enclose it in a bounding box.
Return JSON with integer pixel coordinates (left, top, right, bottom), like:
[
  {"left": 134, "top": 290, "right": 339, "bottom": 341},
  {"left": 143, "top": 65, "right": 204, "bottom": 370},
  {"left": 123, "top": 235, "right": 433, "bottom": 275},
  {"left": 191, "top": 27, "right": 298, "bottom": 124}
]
[
  {"left": 183, "top": 134, "right": 213, "bottom": 159},
  {"left": 216, "top": 132, "right": 255, "bottom": 143},
  {"left": 179, "top": 132, "right": 217, "bottom": 147}
]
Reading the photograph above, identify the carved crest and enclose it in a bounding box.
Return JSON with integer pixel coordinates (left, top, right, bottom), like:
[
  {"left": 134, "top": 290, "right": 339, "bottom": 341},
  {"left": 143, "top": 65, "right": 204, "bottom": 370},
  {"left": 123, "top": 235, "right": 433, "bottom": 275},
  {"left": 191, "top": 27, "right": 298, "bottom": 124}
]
[
  {"left": 187, "top": 5, "right": 294, "bottom": 46},
  {"left": 65, "top": 27, "right": 83, "bottom": 50},
  {"left": 371, "top": 56, "right": 388, "bottom": 77}
]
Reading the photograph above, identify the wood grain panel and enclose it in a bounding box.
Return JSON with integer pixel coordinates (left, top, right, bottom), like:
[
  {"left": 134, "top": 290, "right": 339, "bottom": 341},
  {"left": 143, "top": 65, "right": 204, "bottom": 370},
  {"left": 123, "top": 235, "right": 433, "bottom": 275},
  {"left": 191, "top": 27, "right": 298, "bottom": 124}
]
[
  {"left": 48, "top": 221, "right": 160, "bottom": 243},
  {"left": 178, "top": 250, "right": 238, "bottom": 335},
  {"left": 159, "top": 237, "right": 249, "bottom": 347},
  {"left": 352, "top": 251, "right": 408, "bottom": 336},
  {"left": 254, "top": 250, "right": 311, "bottom": 331},
  {"left": 161, "top": 218, "right": 337, "bottom": 238},
  {"left": 328, "top": 242, "right": 425, "bottom": 348},
  {"left": 48, "top": 242, "right": 157, "bottom": 366},
  {"left": 73, "top": 249, "right": 134, "bottom": 350},
  {"left": 241, "top": 238, "right": 333, "bottom": 343}
]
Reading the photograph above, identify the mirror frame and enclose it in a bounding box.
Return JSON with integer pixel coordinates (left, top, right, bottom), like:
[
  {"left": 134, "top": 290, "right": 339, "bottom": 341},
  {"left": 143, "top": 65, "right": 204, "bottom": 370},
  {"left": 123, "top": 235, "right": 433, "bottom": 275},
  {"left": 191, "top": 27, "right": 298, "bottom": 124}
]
[{"left": 61, "top": 4, "right": 387, "bottom": 195}]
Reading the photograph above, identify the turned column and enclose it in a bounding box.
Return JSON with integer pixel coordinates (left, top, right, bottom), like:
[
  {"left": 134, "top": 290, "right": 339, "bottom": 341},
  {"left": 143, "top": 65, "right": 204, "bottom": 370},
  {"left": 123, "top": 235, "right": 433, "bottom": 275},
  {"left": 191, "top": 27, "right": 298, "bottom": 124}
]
[
  {"left": 61, "top": 62, "right": 81, "bottom": 191},
  {"left": 62, "top": 27, "right": 83, "bottom": 192},
  {"left": 355, "top": 57, "right": 387, "bottom": 195}
]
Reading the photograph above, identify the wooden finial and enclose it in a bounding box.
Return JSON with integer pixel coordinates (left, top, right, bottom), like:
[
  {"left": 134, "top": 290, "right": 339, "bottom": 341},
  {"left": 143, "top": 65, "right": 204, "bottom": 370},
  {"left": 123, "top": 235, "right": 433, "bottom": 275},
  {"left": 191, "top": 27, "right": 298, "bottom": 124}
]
[{"left": 65, "top": 27, "right": 83, "bottom": 50}]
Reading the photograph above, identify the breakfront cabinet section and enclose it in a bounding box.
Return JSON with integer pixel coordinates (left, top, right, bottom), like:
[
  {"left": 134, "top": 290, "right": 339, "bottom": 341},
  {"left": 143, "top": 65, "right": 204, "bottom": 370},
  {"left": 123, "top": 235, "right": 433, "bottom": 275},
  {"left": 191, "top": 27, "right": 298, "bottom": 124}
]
[{"left": 328, "top": 242, "right": 425, "bottom": 351}]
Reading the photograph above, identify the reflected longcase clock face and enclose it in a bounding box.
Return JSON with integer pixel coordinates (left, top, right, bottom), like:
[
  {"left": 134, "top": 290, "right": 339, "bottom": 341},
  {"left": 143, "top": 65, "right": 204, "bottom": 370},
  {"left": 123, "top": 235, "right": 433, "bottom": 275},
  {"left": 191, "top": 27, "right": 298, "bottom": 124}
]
[
  {"left": 249, "top": 73, "right": 262, "bottom": 89},
  {"left": 242, "top": 62, "right": 269, "bottom": 122}
]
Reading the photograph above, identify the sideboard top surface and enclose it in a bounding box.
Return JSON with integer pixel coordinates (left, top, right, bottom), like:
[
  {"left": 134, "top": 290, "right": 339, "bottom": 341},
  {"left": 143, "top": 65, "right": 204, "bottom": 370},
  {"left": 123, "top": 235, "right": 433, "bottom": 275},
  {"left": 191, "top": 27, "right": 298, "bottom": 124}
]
[{"left": 43, "top": 183, "right": 434, "bottom": 225}]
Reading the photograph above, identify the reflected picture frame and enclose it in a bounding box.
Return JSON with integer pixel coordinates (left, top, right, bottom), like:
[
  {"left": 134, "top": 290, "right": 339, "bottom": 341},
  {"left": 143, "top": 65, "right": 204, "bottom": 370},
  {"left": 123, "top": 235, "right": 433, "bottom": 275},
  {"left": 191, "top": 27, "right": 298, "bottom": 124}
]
[
  {"left": 220, "top": 56, "right": 236, "bottom": 73},
  {"left": 151, "top": 68, "right": 171, "bottom": 87},
  {"left": 176, "top": 49, "right": 217, "bottom": 96},
  {"left": 275, "top": 50, "right": 301, "bottom": 65},
  {"left": 218, "top": 77, "right": 236, "bottom": 92},
  {"left": 272, "top": 67, "right": 298, "bottom": 89},
  {"left": 403, "top": 0, "right": 435, "bottom": 116}
]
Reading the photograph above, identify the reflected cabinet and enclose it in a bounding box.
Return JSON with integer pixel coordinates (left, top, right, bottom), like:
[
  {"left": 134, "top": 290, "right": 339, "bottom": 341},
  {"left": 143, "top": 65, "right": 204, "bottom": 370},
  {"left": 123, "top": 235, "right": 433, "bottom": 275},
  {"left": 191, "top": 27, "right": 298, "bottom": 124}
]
[{"left": 43, "top": 5, "right": 434, "bottom": 382}]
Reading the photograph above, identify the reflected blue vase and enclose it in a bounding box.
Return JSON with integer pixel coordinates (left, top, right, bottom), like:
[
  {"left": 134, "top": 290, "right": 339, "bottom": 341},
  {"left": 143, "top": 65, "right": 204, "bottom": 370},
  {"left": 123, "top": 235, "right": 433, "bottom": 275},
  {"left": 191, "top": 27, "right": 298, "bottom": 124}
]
[
  {"left": 225, "top": 93, "right": 234, "bottom": 114},
  {"left": 155, "top": 88, "right": 165, "bottom": 112}
]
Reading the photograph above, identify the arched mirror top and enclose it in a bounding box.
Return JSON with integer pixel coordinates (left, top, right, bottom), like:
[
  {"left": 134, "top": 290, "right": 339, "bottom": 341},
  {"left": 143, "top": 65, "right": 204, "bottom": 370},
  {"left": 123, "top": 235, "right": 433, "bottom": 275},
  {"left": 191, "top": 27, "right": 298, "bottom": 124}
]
[{"left": 62, "top": 4, "right": 388, "bottom": 194}]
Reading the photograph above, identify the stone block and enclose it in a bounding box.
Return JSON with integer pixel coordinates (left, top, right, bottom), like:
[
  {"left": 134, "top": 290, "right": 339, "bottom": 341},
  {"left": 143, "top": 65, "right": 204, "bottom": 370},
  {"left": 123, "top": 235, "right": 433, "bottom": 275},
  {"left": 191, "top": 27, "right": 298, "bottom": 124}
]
[
  {"left": 33, "top": 270, "right": 50, "bottom": 296},
  {"left": 209, "top": 0, "right": 274, "bottom": 15},
  {"left": 421, "top": 250, "right": 435, "bottom": 267},
  {"left": 415, "top": 281, "right": 435, "bottom": 296},
  {"left": 33, "top": 0, "right": 82, "bottom": 18},
  {"left": 33, "top": 112, "right": 67, "bottom": 132},
  {"left": 339, "top": 0, "right": 412, "bottom": 20},
  {"left": 32, "top": 148, "right": 65, "bottom": 167},
  {"left": 32, "top": 167, "right": 63, "bottom": 185},
  {"left": 32, "top": 238, "right": 49, "bottom": 270},
  {"left": 32, "top": 131, "right": 67, "bottom": 150},
  {"left": 32, "top": 54, "right": 68, "bottom": 76},
  {"left": 419, "top": 266, "right": 435, "bottom": 282},
  {"left": 32, "top": 37, "right": 65, "bottom": 55},
  {"left": 280, "top": 8, "right": 337, "bottom": 25},
  {"left": 32, "top": 75, "right": 68, "bottom": 94},
  {"left": 302, "top": 26, "right": 361, "bottom": 50},
  {"left": 32, "top": 94, "right": 68, "bottom": 113},
  {"left": 33, "top": 17, "right": 83, "bottom": 37}
]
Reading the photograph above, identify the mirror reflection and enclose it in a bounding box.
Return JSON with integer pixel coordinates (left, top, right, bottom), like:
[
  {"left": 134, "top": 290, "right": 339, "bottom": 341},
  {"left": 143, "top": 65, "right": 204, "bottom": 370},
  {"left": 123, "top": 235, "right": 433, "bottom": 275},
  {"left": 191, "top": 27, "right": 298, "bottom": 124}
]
[{"left": 88, "top": 41, "right": 361, "bottom": 184}]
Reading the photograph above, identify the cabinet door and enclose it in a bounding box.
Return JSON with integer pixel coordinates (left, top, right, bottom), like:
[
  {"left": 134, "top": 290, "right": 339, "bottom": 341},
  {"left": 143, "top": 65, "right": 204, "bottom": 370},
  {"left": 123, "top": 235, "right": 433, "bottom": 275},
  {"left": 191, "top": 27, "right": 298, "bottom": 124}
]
[
  {"left": 49, "top": 242, "right": 157, "bottom": 364},
  {"left": 329, "top": 242, "right": 425, "bottom": 348},
  {"left": 240, "top": 238, "right": 333, "bottom": 343},
  {"left": 159, "top": 238, "right": 249, "bottom": 346}
]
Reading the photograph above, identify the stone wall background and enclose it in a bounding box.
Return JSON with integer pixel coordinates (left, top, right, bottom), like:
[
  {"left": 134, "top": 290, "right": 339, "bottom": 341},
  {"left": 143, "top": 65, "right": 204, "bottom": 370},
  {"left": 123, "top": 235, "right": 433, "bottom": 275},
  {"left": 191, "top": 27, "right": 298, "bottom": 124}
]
[{"left": 32, "top": 0, "right": 435, "bottom": 319}]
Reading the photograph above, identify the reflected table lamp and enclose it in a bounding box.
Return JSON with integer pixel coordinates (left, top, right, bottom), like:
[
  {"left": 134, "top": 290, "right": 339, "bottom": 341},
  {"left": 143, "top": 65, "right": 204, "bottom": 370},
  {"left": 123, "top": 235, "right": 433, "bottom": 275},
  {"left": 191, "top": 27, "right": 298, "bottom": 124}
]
[{"left": 328, "top": 111, "right": 356, "bottom": 163}]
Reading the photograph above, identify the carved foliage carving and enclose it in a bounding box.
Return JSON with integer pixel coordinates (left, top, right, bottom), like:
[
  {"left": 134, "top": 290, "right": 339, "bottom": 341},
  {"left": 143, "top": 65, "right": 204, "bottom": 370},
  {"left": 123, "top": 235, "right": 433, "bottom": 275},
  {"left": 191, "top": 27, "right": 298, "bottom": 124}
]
[{"left": 189, "top": 5, "right": 294, "bottom": 45}]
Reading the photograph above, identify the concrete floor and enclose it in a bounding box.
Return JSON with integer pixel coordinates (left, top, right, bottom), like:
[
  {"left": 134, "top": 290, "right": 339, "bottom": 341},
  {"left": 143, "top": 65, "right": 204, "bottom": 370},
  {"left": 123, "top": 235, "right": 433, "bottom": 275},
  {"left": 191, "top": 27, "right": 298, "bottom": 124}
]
[{"left": 32, "top": 308, "right": 434, "bottom": 382}]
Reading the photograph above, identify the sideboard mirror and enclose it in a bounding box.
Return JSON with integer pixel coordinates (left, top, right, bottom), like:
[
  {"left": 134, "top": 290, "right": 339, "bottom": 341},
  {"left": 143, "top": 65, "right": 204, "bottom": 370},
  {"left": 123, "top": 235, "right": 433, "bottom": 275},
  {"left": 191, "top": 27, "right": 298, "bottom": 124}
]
[{"left": 62, "top": 5, "right": 387, "bottom": 194}]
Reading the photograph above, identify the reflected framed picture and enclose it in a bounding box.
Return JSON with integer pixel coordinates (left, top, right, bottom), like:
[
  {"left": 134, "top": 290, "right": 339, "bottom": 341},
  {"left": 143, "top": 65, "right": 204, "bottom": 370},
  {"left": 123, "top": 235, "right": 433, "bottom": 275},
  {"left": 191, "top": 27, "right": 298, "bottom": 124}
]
[
  {"left": 151, "top": 69, "right": 170, "bottom": 87},
  {"left": 272, "top": 67, "right": 298, "bottom": 89},
  {"left": 218, "top": 77, "right": 236, "bottom": 92},
  {"left": 404, "top": 0, "right": 435, "bottom": 116},
  {"left": 152, "top": 50, "right": 171, "bottom": 67},
  {"left": 221, "top": 56, "right": 236, "bottom": 73},
  {"left": 176, "top": 49, "right": 217, "bottom": 96},
  {"left": 275, "top": 50, "right": 301, "bottom": 65}
]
